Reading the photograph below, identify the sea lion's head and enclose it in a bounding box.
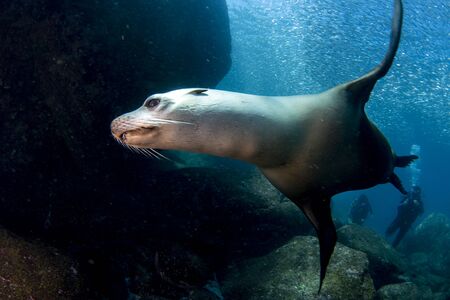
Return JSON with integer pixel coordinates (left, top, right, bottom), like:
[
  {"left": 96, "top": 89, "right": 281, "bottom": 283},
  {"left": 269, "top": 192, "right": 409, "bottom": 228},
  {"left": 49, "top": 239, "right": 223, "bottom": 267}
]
[{"left": 110, "top": 88, "right": 208, "bottom": 149}]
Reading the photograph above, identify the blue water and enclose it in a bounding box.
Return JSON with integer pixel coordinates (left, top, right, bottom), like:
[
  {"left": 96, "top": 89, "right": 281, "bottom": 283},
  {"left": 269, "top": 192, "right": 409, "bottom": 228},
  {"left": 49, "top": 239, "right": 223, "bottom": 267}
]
[{"left": 218, "top": 0, "right": 449, "bottom": 234}]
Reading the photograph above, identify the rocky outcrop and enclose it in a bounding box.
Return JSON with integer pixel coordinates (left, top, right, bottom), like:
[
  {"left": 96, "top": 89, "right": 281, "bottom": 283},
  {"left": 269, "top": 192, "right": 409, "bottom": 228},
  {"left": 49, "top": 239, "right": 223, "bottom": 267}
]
[
  {"left": 375, "top": 282, "right": 419, "bottom": 300},
  {"left": 0, "top": 0, "right": 231, "bottom": 237},
  {"left": 43, "top": 165, "right": 310, "bottom": 299},
  {"left": 221, "top": 235, "right": 375, "bottom": 300},
  {"left": 0, "top": 226, "right": 86, "bottom": 299},
  {"left": 337, "top": 224, "right": 406, "bottom": 288},
  {"left": 0, "top": 167, "right": 306, "bottom": 299},
  {"left": 400, "top": 213, "right": 450, "bottom": 277},
  {"left": 142, "top": 168, "right": 311, "bottom": 259},
  {"left": 397, "top": 213, "right": 450, "bottom": 295},
  {"left": 0, "top": 1, "right": 231, "bottom": 297}
]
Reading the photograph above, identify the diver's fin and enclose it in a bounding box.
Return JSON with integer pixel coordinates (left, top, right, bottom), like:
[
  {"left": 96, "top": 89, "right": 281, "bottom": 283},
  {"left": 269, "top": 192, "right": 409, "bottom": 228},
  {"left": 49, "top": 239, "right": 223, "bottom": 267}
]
[
  {"left": 385, "top": 221, "right": 397, "bottom": 236},
  {"left": 389, "top": 172, "right": 407, "bottom": 194},
  {"left": 395, "top": 155, "right": 418, "bottom": 167},
  {"left": 345, "top": 0, "right": 403, "bottom": 104},
  {"left": 296, "top": 196, "right": 336, "bottom": 293}
]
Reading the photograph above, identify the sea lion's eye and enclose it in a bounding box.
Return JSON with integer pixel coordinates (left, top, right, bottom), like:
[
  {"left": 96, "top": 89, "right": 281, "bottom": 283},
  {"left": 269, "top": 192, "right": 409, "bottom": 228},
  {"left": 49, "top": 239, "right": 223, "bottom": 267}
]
[{"left": 144, "top": 98, "right": 160, "bottom": 109}]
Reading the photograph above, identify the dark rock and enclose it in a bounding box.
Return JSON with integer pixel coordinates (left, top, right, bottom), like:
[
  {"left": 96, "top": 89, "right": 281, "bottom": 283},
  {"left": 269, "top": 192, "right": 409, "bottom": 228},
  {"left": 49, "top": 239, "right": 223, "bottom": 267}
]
[
  {"left": 155, "top": 244, "right": 212, "bottom": 288},
  {"left": 404, "top": 252, "right": 450, "bottom": 293},
  {"left": 0, "top": 226, "right": 86, "bottom": 299},
  {"left": 67, "top": 167, "right": 309, "bottom": 299},
  {"left": 0, "top": 1, "right": 231, "bottom": 297},
  {"left": 0, "top": 0, "right": 231, "bottom": 237},
  {"left": 221, "top": 235, "right": 375, "bottom": 300},
  {"left": 135, "top": 297, "right": 171, "bottom": 300},
  {"left": 400, "top": 213, "right": 450, "bottom": 279},
  {"left": 116, "top": 242, "right": 212, "bottom": 300},
  {"left": 430, "top": 292, "right": 450, "bottom": 300},
  {"left": 337, "top": 224, "right": 406, "bottom": 288},
  {"left": 143, "top": 168, "right": 311, "bottom": 260},
  {"left": 396, "top": 213, "right": 450, "bottom": 296},
  {"left": 189, "top": 288, "right": 223, "bottom": 300},
  {"left": 375, "top": 282, "right": 419, "bottom": 300}
]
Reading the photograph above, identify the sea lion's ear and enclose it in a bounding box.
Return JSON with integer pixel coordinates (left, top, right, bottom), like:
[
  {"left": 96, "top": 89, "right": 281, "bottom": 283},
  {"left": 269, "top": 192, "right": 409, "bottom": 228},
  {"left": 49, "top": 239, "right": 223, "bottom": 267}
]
[{"left": 186, "top": 89, "right": 208, "bottom": 96}]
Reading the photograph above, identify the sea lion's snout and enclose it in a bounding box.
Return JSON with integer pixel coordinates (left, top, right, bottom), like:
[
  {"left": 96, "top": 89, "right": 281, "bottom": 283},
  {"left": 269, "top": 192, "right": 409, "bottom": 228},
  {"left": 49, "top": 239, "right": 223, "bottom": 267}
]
[
  {"left": 110, "top": 114, "right": 132, "bottom": 141},
  {"left": 110, "top": 111, "right": 159, "bottom": 146}
]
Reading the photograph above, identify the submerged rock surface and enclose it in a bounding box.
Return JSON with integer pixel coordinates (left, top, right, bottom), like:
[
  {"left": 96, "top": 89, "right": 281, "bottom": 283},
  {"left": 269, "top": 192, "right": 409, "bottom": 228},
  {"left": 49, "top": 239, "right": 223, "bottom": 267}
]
[
  {"left": 0, "top": 0, "right": 231, "bottom": 236},
  {"left": 398, "top": 213, "right": 450, "bottom": 296},
  {"left": 0, "top": 226, "right": 85, "bottom": 299},
  {"left": 221, "top": 235, "right": 375, "bottom": 300},
  {"left": 110, "top": 167, "right": 311, "bottom": 299},
  {"left": 375, "top": 282, "right": 419, "bottom": 300},
  {"left": 337, "top": 224, "right": 406, "bottom": 288},
  {"left": 0, "top": 1, "right": 231, "bottom": 298}
]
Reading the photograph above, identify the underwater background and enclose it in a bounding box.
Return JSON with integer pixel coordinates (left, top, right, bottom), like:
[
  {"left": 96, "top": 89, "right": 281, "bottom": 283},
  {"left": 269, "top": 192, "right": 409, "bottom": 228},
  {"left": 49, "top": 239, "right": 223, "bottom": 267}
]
[
  {"left": 0, "top": 0, "right": 448, "bottom": 299},
  {"left": 219, "top": 0, "right": 449, "bottom": 232}
]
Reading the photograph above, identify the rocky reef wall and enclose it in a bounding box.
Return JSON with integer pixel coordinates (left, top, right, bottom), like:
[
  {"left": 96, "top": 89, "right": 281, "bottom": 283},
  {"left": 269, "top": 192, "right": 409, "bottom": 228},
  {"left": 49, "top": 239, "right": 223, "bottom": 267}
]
[
  {"left": 0, "top": 0, "right": 230, "bottom": 236},
  {"left": 0, "top": 1, "right": 231, "bottom": 298}
]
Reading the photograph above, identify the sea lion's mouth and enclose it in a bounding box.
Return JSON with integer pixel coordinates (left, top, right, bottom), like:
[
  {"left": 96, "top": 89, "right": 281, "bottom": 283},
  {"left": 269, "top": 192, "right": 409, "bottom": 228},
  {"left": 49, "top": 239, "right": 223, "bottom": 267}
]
[
  {"left": 119, "top": 126, "right": 156, "bottom": 143},
  {"left": 111, "top": 115, "right": 193, "bottom": 147}
]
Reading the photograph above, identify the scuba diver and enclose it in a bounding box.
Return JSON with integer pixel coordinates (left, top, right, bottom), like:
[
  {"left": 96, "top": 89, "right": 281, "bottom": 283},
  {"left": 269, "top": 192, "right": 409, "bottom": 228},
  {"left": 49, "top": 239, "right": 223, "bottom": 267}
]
[
  {"left": 386, "top": 185, "right": 424, "bottom": 247},
  {"left": 348, "top": 194, "right": 373, "bottom": 225}
]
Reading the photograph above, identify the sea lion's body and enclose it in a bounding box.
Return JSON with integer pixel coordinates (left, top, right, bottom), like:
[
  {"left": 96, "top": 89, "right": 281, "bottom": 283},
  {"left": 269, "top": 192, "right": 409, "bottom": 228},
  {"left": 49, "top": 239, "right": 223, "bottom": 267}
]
[
  {"left": 147, "top": 87, "right": 395, "bottom": 198},
  {"left": 111, "top": 0, "right": 415, "bottom": 291},
  {"left": 259, "top": 88, "right": 395, "bottom": 200}
]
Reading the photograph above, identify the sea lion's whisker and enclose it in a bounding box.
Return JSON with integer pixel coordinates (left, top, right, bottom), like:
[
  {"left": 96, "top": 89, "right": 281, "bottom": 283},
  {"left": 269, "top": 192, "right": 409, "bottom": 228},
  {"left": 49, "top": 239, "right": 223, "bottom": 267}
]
[
  {"left": 148, "top": 148, "right": 172, "bottom": 162},
  {"left": 117, "top": 120, "right": 159, "bottom": 128},
  {"left": 137, "top": 147, "right": 158, "bottom": 159},
  {"left": 111, "top": 128, "right": 166, "bottom": 160},
  {"left": 147, "top": 118, "right": 193, "bottom": 125},
  {"left": 117, "top": 118, "right": 192, "bottom": 127},
  {"left": 127, "top": 144, "right": 138, "bottom": 154},
  {"left": 132, "top": 146, "right": 148, "bottom": 157},
  {"left": 140, "top": 148, "right": 159, "bottom": 159}
]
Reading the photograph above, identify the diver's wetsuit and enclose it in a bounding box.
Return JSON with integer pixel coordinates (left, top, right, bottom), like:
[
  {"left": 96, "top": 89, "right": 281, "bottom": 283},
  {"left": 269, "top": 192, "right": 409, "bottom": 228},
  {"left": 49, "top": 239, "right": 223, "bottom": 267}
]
[
  {"left": 386, "top": 186, "right": 424, "bottom": 247},
  {"left": 349, "top": 194, "right": 373, "bottom": 225}
]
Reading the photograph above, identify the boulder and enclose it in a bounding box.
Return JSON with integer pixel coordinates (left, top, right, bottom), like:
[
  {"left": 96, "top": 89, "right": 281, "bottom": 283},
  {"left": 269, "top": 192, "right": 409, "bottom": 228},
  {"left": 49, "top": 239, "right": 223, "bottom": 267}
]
[
  {"left": 66, "top": 167, "right": 311, "bottom": 299},
  {"left": 0, "top": 1, "right": 231, "bottom": 297},
  {"left": 337, "top": 224, "right": 406, "bottom": 288},
  {"left": 400, "top": 213, "right": 450, "bottom": 278},
  {"left": 221, "top": 236, "right": 375, "bottom": 300},
  {"left": 0, "top": 0, "right": 231, "bottom": 238},
  {"left": 375, "top": 282, "right": 419, "bottom": 300},
  {"left": 127, "top": 167, "right": 311, "bottom": 264},
  {"left": 0, "top": 226, "right": 86, "bottom": 299},
  {"left": 395, "top": 213, "right": 450, "bottom": 296}
]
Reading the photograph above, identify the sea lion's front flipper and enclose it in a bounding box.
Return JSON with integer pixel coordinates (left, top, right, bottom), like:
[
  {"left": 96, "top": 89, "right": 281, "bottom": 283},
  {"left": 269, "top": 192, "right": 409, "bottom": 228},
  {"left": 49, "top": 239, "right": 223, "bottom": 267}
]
[{"left": 295, "top": 196, "right": 336, "bottom": 293}]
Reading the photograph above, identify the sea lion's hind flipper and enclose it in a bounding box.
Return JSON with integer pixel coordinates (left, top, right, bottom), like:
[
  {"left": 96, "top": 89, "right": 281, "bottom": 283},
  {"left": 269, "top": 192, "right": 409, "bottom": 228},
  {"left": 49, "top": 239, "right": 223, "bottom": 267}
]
[
  {"left": 295, "top": 196, "right": 336, "bottom": 293},
  {"left": 389, "top": 172, "right": 407, "bottom": 194},
  {"left": 395, "top": 155, "right": 418, "bottom": 167},
  {"left": 345, "top": 0, "right": 403, "bottom": 104}
]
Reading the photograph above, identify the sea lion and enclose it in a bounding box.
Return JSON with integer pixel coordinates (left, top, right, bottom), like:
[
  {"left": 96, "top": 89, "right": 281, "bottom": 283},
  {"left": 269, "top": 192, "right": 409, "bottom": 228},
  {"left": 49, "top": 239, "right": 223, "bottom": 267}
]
[{"left": 111, "top": 0, "right": 416, "bottom": 291}]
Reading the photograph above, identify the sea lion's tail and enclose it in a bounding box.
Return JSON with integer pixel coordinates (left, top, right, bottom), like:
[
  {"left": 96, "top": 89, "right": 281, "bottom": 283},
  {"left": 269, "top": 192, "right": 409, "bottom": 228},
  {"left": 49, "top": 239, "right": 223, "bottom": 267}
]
[{"left": 346, "top": 0, "right": 403, "bottom": 104}]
